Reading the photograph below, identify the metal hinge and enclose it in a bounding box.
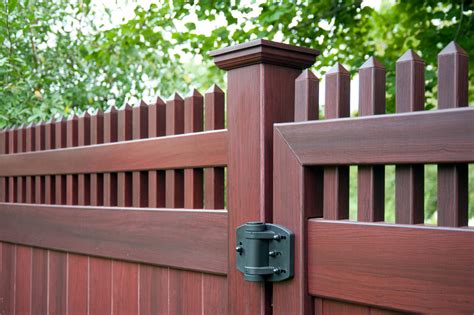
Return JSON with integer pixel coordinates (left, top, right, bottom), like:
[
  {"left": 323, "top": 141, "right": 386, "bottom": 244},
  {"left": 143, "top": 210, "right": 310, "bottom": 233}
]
[{"left": 236, "top": 221, "right": 294, "bottom": 282}]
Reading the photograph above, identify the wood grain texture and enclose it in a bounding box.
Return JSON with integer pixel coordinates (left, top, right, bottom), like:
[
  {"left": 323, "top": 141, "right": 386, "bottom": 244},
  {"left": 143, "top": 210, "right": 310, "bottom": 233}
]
[
  {"left": 184, "top": 90, "right": 204, "bottom": 209},
  {"left": 166, "top": 93, "right": 185, "bottom": 208},
  {"left": 31, "top": 247, "right": 48, "bottom": 315},
  {"left": 226, "top": 63, "right": 302, "bottom": 315},
  {"left": 148, "top": 97, "right": 166, "bottom": 208},
  {"left": 139, "top": 264, "right": 168, "bottom": 314},
  {"left": 395, "top": 50, "right": 425, "bottom": 224},
  {"left": 112, "top": 261, "right": 138, "bottom": 315},
  {"left": 358, "top": 57, "right": 385, "bottom": 222},
  {"left": 211, "top": 38, "right": 319, "bottom": 70},
  {"left": 15, "top": 245, "right": 31, "bottom": 315},
  {"left": 203, "top": 274, "right": 227, "bottom": 315},
  {"left": 132, "top": 101, "right": 149, "bottom": 208},
  {"left": 89, "top": 257, "right": 112, "bottom": 315},
  {"left": 103, "top": 106, "right": 118, "bottom": 207},
  {"left": 0, "top": 129, "right": 228, "bottom": 177},
  {"left": 437, "top": 42, "right": 469, "bottom": 227},
  {"left": 204, "top": 85, "right": 225, "bottom": 210},
  {"left": 274, "top": 107, "right": 474, "bottom": 165},
  {"left": 273, "top": 130, "right": 322, "bottom": 315},
  {"left": 48, "top": 250, "right": 67, "bottom": 315},
  {"left": 0, "top": 203, "right": 228, "bottom": 274},
  {"left": 169, "top": 269, "right": 202, "bottom": 314},
  {"left": 308, "top": 219, "right": 474, "bottom": 314},
  {"left": 0, "top": 242, "right": 15, "bottom": 315},
  {"left": 324, "top": 64, "right": 350, "bottom": 220}
]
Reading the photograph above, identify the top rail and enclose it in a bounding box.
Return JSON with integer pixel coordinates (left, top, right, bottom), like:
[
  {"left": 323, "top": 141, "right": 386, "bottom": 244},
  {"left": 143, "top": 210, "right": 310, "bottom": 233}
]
[
  {"left": 275, "top": 107, "right": 474, "bottom": 166},
  {"left": 0, "top": 129, "right": 228, "bottom": 176}
]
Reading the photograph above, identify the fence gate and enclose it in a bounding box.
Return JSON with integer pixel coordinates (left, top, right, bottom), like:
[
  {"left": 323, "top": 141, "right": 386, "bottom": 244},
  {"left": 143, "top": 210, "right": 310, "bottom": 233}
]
[{"left": 0, "top": 39, "right": 473, "bottom": 315}]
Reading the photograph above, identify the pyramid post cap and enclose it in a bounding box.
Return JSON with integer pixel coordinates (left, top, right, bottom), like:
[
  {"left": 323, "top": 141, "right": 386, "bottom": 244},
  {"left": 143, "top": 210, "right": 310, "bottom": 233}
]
[
  {"left": 296, "top": 69, "right": 318, "bottom": 81},
  {"left": 326, "top": 63, "right": 350, "bottom": 75},
  {"left": 439, "top": 41, "right": 467, "bottom": 56},
  {"left": 397, "top": 49, "right": 424, "bottom": 63},
  {"left": 360, "top": 56, "right": 385, "bottom": 70},
  {"left": 168, "top": 92, "right": 183, "bottom": 102},
  {"left": 205, "top": 84, "right": 224, "bottom": 94}
]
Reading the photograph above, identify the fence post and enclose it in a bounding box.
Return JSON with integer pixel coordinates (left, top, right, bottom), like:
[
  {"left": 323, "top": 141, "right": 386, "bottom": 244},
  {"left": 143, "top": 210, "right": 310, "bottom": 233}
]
[{"left": 211, "top": 39, "right": 319, "bottom": 315}]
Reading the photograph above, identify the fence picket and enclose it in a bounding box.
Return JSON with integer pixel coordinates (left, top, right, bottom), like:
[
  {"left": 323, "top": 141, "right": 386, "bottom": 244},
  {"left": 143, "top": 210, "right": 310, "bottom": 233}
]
[
  {"left": 55, "top": 116, "right": 67, "bottom": 205},
  {"left": 117, "top": 104, "right": 133, "bottom": 207},
  {"left": 184, "top": 89, "right": 204, "bottom": 209},
  {"left": 395, "top": 50, "right": 425, "bottom": 224},
  {"left": 148, "top": 97, "right": 166, "bottom": 208},
  {"left": 34, "top": 122, "right": 45, "bottom": 203},
  {"left": 8, "top": 127, "right": 17, "bottom": 202},
  {"left": 16, "top": 125, "right": 26, "bottom": 203},
  {"left": 44, "top": 119, "right": 55, "bottom": 204},
  {"left": 204, "top": 85, "right": 225, "bottom": 209},
  {"left": 132, "top": 100, "right": 149, "bottom": 207},
  {"left": 358, "top": 57, "right": 385, "bottom": 222},
  {"left": 103, "top": 106, "right": 118, "bottom": 207},
  {"left": 88, "top": 109, "right": 111, "bottom": 315},
  {"left": 78, "top": 112, "right": 91, "bottom": 206},
  {"left": 165, "top": 93, "right": 185, "bottom": 208},
  {"left": 0, "top": 129, "right": 6, "bottom": 202},
  {"left": 90, "top": 109, "right": 104, "bottom": 206},
  {"left": 437, "top": 42, "right": 469, "bottom": 227},
  {"left": 324, "top": 64, "right": 350, "bottom": 220},
  {"left": 25, "top": 123, "right": 36, "bottom": 203}
]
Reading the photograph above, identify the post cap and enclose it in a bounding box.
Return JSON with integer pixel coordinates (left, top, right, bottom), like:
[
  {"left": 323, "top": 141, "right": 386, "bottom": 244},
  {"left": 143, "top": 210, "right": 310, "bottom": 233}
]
[{"left": 210, "top": 39, "right": 319, "bottom": 70}]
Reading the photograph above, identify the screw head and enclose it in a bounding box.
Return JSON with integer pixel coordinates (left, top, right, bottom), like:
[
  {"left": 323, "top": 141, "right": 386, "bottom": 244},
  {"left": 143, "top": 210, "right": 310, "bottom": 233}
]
[{"left": 236, "top": 245, "right": 243, "bottom": 254}]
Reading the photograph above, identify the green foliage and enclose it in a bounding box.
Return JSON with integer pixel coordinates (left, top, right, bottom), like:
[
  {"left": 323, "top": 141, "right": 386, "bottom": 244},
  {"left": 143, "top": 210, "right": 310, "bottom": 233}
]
[{"left": 1, "top": 0, "right": 472, "bottom": 127}]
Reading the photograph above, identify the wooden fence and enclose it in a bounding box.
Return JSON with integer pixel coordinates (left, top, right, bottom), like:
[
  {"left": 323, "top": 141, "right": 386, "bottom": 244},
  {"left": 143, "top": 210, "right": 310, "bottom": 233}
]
[{"left": 0, "top": 39, "right": 472, "bottom": 315}]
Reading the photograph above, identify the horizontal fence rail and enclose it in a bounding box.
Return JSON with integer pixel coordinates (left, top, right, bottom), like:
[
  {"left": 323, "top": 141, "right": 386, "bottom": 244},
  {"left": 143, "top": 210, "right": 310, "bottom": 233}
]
[
  {"left": 0, "top": 129, "right": 228, "bottom": 176},
  {"left": 0, "top": 203, "right": 228, "bottom": 274},
  {"left": 275, "top": 107, "right": 474, "bottom": 165},
  {"left": 308, "top": 219, "right": 474, "bottom": 314}
]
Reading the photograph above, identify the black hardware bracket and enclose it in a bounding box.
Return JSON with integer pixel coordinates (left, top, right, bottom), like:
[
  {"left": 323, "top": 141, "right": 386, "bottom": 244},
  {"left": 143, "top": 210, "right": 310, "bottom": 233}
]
[{"left": 236, "top": 221, "right": 294, "bottom": 282}]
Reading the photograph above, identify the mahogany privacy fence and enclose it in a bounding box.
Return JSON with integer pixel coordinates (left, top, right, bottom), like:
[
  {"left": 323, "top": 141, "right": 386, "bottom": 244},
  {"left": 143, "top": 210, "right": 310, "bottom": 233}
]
[{"left": 0, "top": 39, "right": 472, "bottom": 315}]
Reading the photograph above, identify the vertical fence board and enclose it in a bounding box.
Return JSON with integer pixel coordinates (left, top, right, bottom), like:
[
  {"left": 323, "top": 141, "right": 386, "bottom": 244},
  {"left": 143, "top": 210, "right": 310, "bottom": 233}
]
[
  {"left": 14, "top": 245, "right": 31, "bottom": 315},
  {"left": 65, "top": 115, "right": 78, "bottom": 205},
  {"left": 395, "top": 50, "right": 425, "bottom": 224},
  {"left": 358, "top": 57, "right": 386, "bottom": 222},
  {"left": 139, "top": 265, "right": 169, "bottom": 314},
  {"left": 44, "top": 119, "right": 55, "bottom": 204},
  {"left": 148, "top": 97, "right": 166, "bottom": 208},
  {"left": 31, "top": 247, "right": 48, "bottom": 315},
  {"left": 0, "top": 129, "right": 6, "bottom": 202},
  {"left": 48, "top": 250, "right": 67, "bottom": 315},
  {"left": 324, "top": 64, "right": 350, "bottom": 220},
  {"left": 112, "top": 261, "right": 139, "bottom": 315},
  {"left": 132, "top": 101, "right": 149, "bottom": 208},
  {"left": 184, "top": 89, "right": 204, "bottom": 209},
  {"left": 103, "top": 107, "right": 118, "bottom": 207},
  {"left": 90, "top": 109, "right": 104, "bottom": 206},
  {"left": 165, "top": 93, "right": 185, "bottom": 208},
  {"left": 117, "top": 104, "right": 133, "bottom": 207},
  {"left": 55, "top": 117, "right": 68, "bottom": 205},
  {"left": 169, "top": 270, "right": 202, "bottom": 314},
  {"left": 202, "top": 274, "right": 227, "bottom": 315},
  {"left": 78, "top": 112, "right": 91, "bottom": 206},
  {"left": 204, "top": 85, "right": 225, "bottom": 209},
  {"left": 34, "top": 122, "right": 45, "bottom": 204},
  {"left": 0, "top": 243, "right": 15, "bottom": 315},
  {"left": 8, "top": 128, "right": 17, "bottom": 202},
  {"left": 16, "top": 126, "right": 25, "bottom": 203},
  {"left": 25, "top": 124, "right": 36, "bottom": 203},
  {"left": 437, "top": 42, "right": 469, "bottom": 227}
]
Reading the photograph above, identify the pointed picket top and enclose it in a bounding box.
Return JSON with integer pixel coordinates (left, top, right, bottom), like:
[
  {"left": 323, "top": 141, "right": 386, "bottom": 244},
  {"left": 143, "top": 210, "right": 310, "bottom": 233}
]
[
  {"left": 95, "top": 108, "right": 104, "bottom": 115},
  {"left": 105, "top": 105, "right": 118, "bottom": 113},
  {"left": 168, "top": 92, "right": 183, "bottom": 101},
  {"left": 439, "top": 41, "right": 467, "bottom": 56},
  {"left": 397, "top": 49, "right": 424, "bottom": 63},
  {"left": 19, "top": 123, "right": 26, "bottom": 129},
  {"left": 296, "top": 69, "right": 318, "bottom": 81},
  {"left": 68, "top": 113, "right": 79, "bottom": 121},
  {"left": 206, "top": 84, "right": 224, "bottom": 94},
  {"left": 360, "top": 56, "right": 384, "bottom": 70},
  {"left": 120, "top": 102, "right": 133, "bottom": 111},
  {"left": 27, "top": 122, "right": 35, "bottom": 128},
  {"left": 326, "top": 63, "right": 350, "bottom": 75},
  {"left": 154, "top": 96, "right": 166, "bottom": 105},
  {"left": 187, "top": 88, "right": 203, "bottom": 98},
  {"left": 138, "top": 99, "right": 148, "bottom": 107}
]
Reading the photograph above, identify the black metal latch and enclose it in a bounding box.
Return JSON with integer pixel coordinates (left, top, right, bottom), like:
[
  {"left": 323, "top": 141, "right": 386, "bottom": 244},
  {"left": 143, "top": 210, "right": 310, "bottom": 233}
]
[{"left": 236, "top": 221, "right": 294, "bottom": 282}]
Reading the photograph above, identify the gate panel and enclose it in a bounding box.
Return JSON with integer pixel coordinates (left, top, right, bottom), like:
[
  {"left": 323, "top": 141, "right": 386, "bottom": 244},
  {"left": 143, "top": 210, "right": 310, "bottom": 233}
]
[{"left": 273, "top": 42, "right": 473, "bottom": 314}]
